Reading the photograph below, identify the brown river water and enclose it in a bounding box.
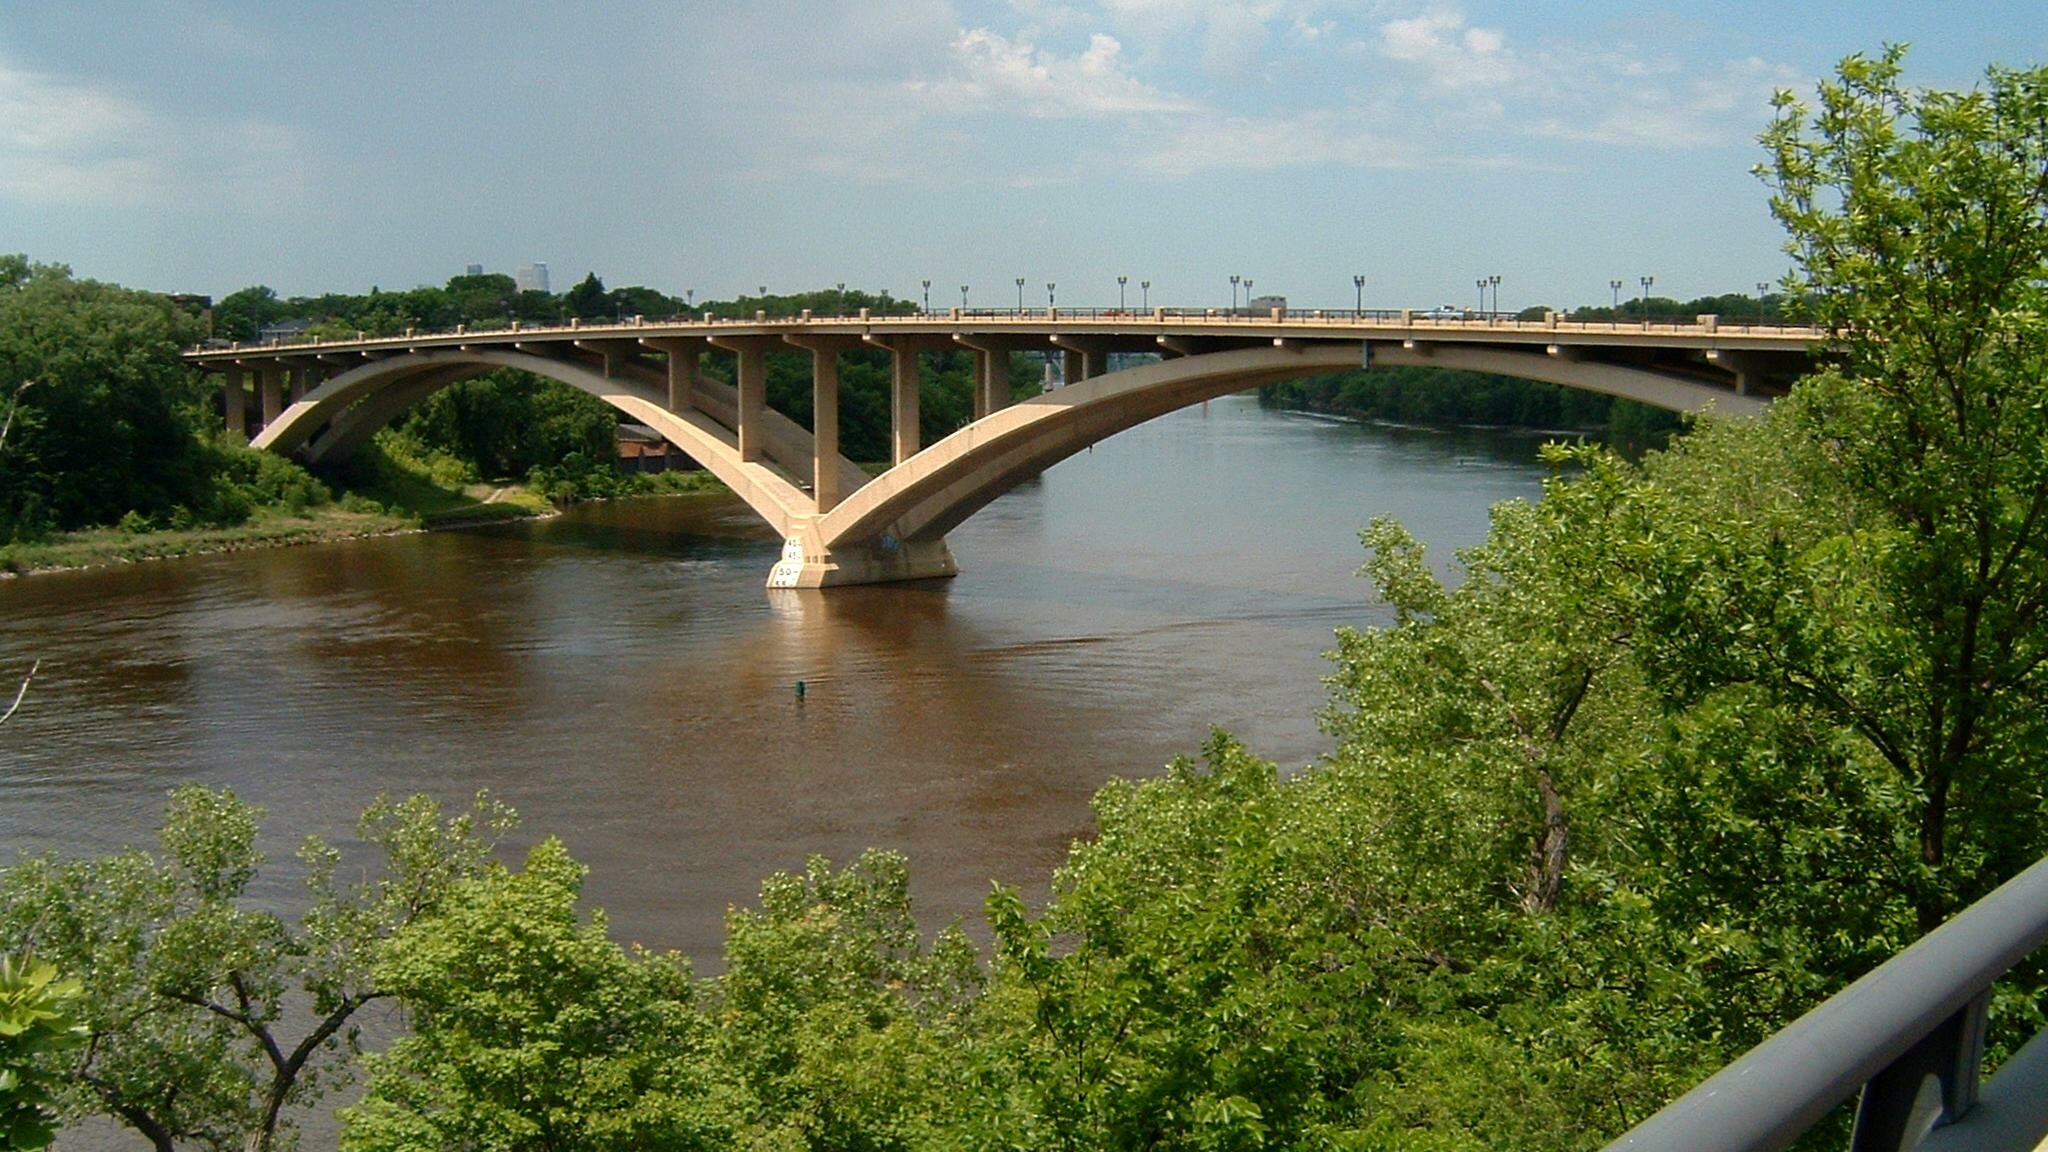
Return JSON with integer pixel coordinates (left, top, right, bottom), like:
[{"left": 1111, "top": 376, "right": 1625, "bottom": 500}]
[{"left": 0, "top": 396, "right": 1549, "bottom": 961}]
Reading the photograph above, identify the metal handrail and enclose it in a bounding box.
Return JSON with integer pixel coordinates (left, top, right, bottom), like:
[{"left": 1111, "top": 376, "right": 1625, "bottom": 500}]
[{"left": 1605, "top": 853, "right": 2048, "bottom": 1152}]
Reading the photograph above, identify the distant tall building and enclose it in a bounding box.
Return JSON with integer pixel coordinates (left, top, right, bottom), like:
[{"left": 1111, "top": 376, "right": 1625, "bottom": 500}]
[
  {"left": 515, "top": 262, "right": 550, "bottom": 294},
  {"left": 466, "top": 263, "right": 484, "bottom": 277}
]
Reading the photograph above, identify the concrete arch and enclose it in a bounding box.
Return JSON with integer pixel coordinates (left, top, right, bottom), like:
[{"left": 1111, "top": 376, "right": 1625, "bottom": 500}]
[
  {"left": 253, "top": 348, "right": 813, "bottom": 537},
  {"left": 816, "top": 341, "right": 1759, "bottom": 553}
]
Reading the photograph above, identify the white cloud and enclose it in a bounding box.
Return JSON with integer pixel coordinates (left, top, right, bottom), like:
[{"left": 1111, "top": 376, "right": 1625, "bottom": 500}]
[
  {"left": 1523, "top": 52, "right": 1801, "bottom": 149},
  {"left": 1375, "top": 10, "right": 1515, "bottom": 90},
  {"left": 0, "top": 58, "right": 311, "bottom": 209},
  {"left": 1362, "top": 8, "right": 1802, "bottom": 153},
  {"left": 1096, "top": 0, "right": 1350, "bottom": 77},
  {"left": 913, "top": 28, "right": 1199, "bottom": 116}
]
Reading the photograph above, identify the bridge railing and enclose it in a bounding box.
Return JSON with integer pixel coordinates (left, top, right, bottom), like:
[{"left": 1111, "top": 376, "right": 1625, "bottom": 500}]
[
  {"left": 189, "top": 309, "right": 1824, "bottom": 356},
  {"left": 1604, "top": 853, "right": 2048, "bottom": 1152}
]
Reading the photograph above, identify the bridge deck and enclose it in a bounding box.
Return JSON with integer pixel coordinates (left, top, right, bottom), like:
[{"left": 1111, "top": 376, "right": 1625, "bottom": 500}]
[{"left": 185, "top": 309, "right": 1824, "bottom": 363}]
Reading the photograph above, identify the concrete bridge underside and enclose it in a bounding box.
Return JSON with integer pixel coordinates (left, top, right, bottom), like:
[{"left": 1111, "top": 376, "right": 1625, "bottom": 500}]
[{"left": 225, "top": 332, "right": 1776, "bottom": 588}]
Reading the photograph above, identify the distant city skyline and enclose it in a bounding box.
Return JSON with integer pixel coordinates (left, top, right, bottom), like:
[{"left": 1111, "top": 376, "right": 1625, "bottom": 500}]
[{"left": 3, "top": 2, "right": 2045, "bottom": 311}]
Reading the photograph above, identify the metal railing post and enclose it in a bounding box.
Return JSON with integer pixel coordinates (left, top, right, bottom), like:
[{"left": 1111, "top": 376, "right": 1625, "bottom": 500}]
[{"left": 1850, "top": 989, "right": 1991, "bottom": 1152}]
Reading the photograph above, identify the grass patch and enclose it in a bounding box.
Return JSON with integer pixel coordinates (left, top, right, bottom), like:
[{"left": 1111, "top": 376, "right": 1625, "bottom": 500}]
[{"left": 0, "top": 505, "right": 418, "bottom": 575}]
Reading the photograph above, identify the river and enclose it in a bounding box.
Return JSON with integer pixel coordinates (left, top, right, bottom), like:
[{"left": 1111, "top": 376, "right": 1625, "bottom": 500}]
[{"left": 0, "top": 395, "right": 1551, "bottom": 960}]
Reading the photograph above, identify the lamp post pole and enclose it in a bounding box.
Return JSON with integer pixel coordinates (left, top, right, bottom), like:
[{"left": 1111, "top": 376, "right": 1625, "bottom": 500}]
[
  {"left": 1756, "top": 281, "right": 1770, "bottom": 326},
  {"left": 1353, "top": 274, "right": 1365, "bottom": 315},
  {"left": 1118, "top": 275, "right": 1127, "bottom": 312},
  {"left": 1639, "top": 275, "right": 1654, "bottom": 325},
  {"left": 1488, "top": 274, "right": 1501, "bottom": 319},
  {"left": 961, "top": 285, "right": 969, "bottom": 310},
  {"left": 1141, "top": 280, "right": 1150, "bottom": 309},
  {"left": 1015, "top": 278, "right": 1025, "bottom": 313},
  {"left": 1609, "top": 279, "right": 1622, "bottom": 329},
  {"left": 1476, "top": 278, "right": 1486, "bottom": 316},
  {"left": 1244, "top": 279, "right": 1254, "bottom": 310},
  {"left": 921, "top": 280, "right": 931, "bottom": 314},
  {"left": 1047, "top": 282, "right": 1056, "bottom": 310},
  {"left": 1230, "top": 274, "right": 1239, "bottom": 312},
  {"left": 836, "top": 282, "right": 845, "bottom": 317}
]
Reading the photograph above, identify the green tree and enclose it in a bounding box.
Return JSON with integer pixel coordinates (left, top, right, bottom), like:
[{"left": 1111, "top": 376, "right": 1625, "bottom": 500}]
[
  {"left": 0, "top": 259, "right": 214, "bottom": 539},
  {"left": 0, "top": 954, "right": 85, "bottom": 1151},
  {"left": 0, "top": 788, "right": 512, "bottom": 1152},
  {"left": 566, "top": 272, "right": 613, "bottom": 321},
  {"left": 213, "top": 286, "right": 287, "bottom": 343},
  {"left": 1751, "top": 46, "right": 2048, "bottom": 928},
  {"left": 343, "top": 838, "right": 740, "bottom": 1152}
]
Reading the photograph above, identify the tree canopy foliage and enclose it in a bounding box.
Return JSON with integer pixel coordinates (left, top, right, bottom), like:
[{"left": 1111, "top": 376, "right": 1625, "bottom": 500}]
[{"left": 0, "top": 789, "right": 511, "bottom": 1152}]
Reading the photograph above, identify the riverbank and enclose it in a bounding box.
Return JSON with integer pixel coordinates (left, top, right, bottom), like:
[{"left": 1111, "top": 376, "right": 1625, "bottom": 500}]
[{"left": 0, "top": 469, "right": 727, "bottom": 577}]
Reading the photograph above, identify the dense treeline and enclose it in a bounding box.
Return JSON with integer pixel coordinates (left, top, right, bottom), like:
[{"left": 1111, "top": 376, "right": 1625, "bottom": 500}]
[
  {"left": 0, "top": 261, "right": 1043, "bottom": 551},
  {"left": 8, "top": 49, "right": 2048, "bottom": 1152},
  {"left": 209, "top": 274, "right": 927, "bottom": 344},
  {"left": 0, "top": 257, "right": 331, "bottom": 544},
  {"left": 1258, "top": 367, "right": 1684, "bottom": 445}
]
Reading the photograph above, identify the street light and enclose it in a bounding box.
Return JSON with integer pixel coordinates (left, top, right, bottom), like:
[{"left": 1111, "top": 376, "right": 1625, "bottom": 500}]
[
  {"left": 1047, "top": 282, "right": 1056, "bottom": 309},
  {"left": 1118, "top": 275, "right": 1127, "bottom": 312},
  {"left": 837, "top": 282, "right": 846, "bottom": 317},
  {"left": 1141, "top": 280, "right": 1150, "bottom": 309},
  {"left": 921, "top": 280, "right": 931, "bottom": 313},
  {"left": 1016, "top": 277, "right": 1025, "bottom": 312},
  {"left": 1477, "top": 278, "right": 1487, "bottom": 315},
  {"left": 960, "top": 284, "right": 969, "bottom": 310},
  {"left": 758, "top": 285, "right": 767, "bottom": 297},
  {"left": 1756, "top": 281, "right": 1770, "bottom": 325},
  {"left": 1639, "top": 275, "right": 1655, "bottom": 324},
  {"left": 1353, "top": 274, "right": 1365, "bottom": 315},
  {"left": 1609, "top": 279, "right": 1622, "bottom": 329},
  {"left": 1243, "top": 278, "right": 1254, "bottom": 309},
  {"left": 1488, "top": 274, "right": 1501, "bottom": 318},
  {"left": 686, "top": 288, "right": 695, "bottom": 307},
  {"left": 1230, "top": 274, "right": 1240, "bottom": 312}
]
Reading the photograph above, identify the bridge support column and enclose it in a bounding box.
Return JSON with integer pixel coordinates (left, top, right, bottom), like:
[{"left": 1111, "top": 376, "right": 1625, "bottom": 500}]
[
  {"left": 954, "top": 336, "right": 1027, "bottom": 419},
  {"left": 667, "top": 345, "right": 698, "bottom": 412},
  {"left": 223, "top": 367, "right": 248, "bottom": 436},
  {"left": 891, "top": 346, "right": 919, "bottom": 466},
  {"left": 736, "top": 343, "right": 766, "bottom": 463},
  {"left": 1061, "top": 349, "right": 1082, "bottom": 388},
  {"left": 812, "top": 348, "right": 840, "bottom": 513},
  {"left": 978, "top": 350, "right": 1007, "bottom": 418},
  {"left": 258, "top": 366, "right": 284, "bottom": 430},
  {"left": 990, "top": 350, "right": 1013, "bottom": 413}
]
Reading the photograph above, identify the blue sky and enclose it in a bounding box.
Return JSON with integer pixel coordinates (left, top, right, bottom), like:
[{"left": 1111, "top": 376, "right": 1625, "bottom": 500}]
[{"left": 3, "top": 2, "right": 2043, "bottom": 311}]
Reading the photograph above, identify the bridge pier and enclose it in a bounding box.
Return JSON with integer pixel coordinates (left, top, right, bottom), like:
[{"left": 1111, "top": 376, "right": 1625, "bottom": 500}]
[
  {"left": 768, "top": 530, "right": 956, "bottom": 589},
  {"left": 258, "top": 366, "right": 285, "bottom": 429},
  {"left": 223, "top": 366, "right": 248, "bottom": 436},
  {"left": 891, "top": 344, "right": 920, "bottom": 465},
  {"left": 708, "top": 336, "right": 774, "bottom": 462}
]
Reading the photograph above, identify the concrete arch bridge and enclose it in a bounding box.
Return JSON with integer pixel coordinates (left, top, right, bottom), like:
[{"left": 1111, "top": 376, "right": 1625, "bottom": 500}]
[{"left": 187, "top": 308, "right": 1819, "bottom": 587}]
